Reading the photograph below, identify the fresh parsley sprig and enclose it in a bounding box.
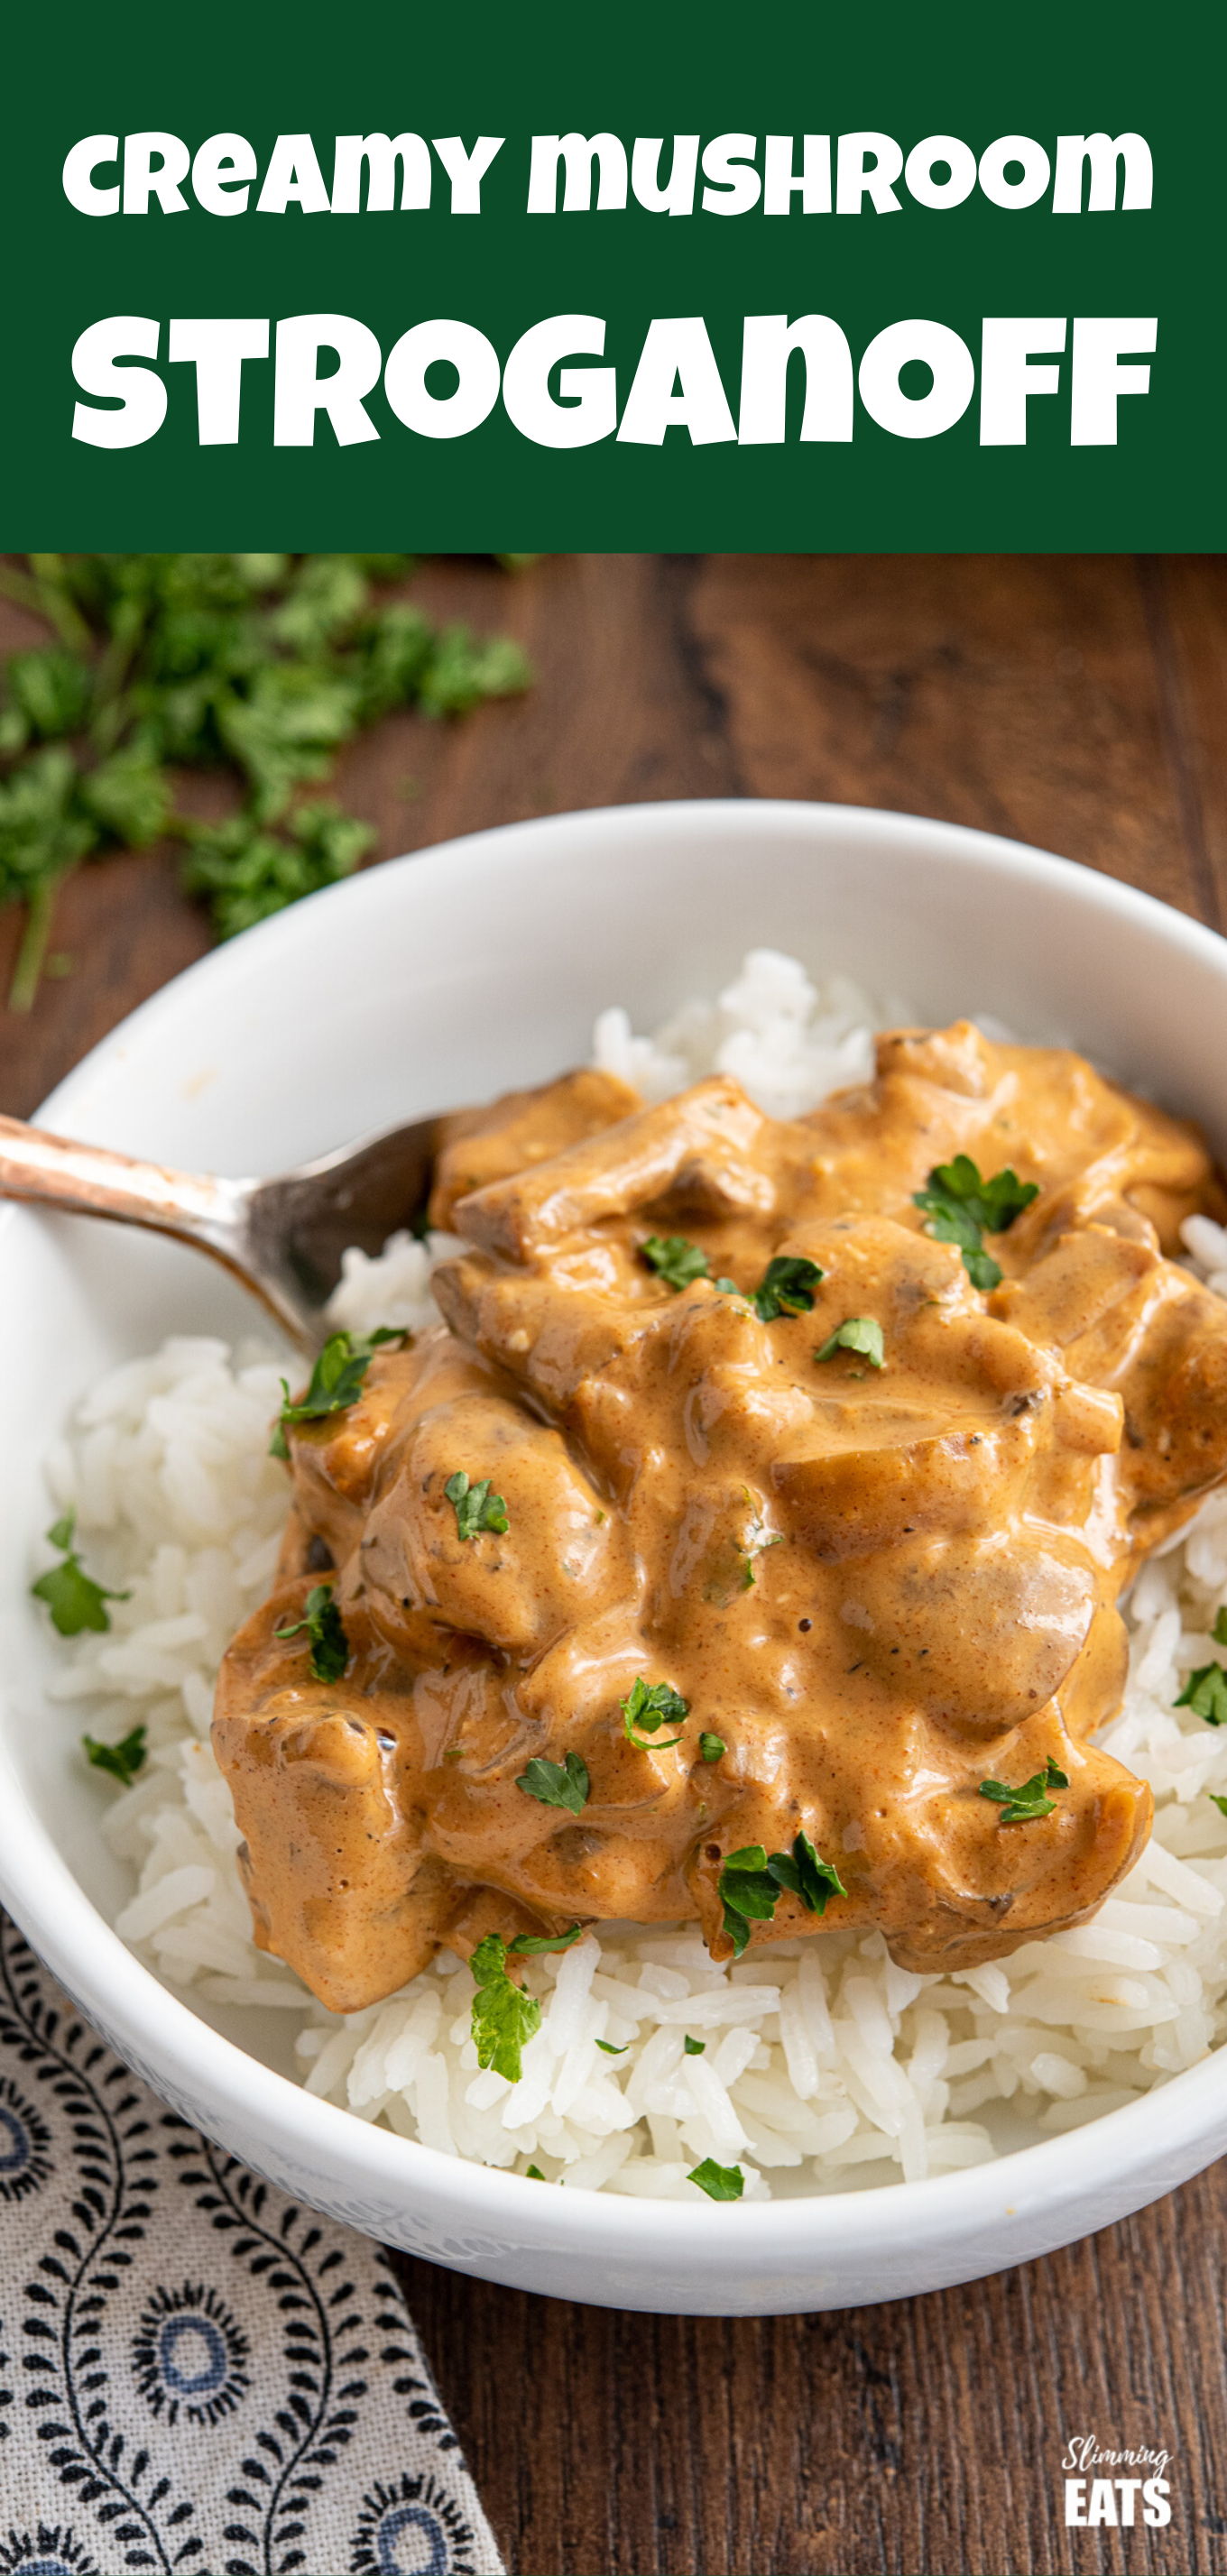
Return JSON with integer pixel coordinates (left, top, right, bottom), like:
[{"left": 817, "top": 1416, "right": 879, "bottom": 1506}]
[
  {"left": 688, "top": 2157, "right": 744, "bottom": 2200},
  {"left": 979, "top": 1755, "right": 1069, "bottom": 1824},
  {"left": 445, "top": 1471, "right": 510, "bottom": 1541},
  {"left": 913, "top": 1155, "right": 1038, "bottom": 1292},
  {"left": 641, "top": 1234, "right": 711, "bottom": 1292},
  {"left": 469, "top": 1932, "right": 541, "bottom": 2084},
  {"left": 815, "top": 1317, "right": 886, "bottom": 1369},
  {"left": 82, "top": 1724, "right": 147, "bottom": 1786},
  {"left": 181, "top": 802, "right": 375, "bottom": 945},
  {"left": 750, "top": 1256, "right": 825, "bottom": 1322},
  {"left": 768, "top": 1835, "right": 849, "bottom": 1915},
  {"left": 718, "top": 1832, "right": 847, "bottom": 1958},
  {"left": 0, "top": 553, "right": 534, "bottom": 1008},
  {"left": 31, "top": 1510, "right": 129, "bottom": 1635},
  {"left": 274, "top": 1583, "right": 350, "bottom": 1684},
  {"left": 0, "top": 741, "right": 176, "bottom": 1008},
  {"left": 1176, "top": 1663, "right": 1227, "bottom": 1726},
  {"left": 739, "top": 1493, "right": 785, "bottom": 1590},
  {"left": 718, "top": 1847, "right": 780, "bottom": 1950},
  {"left": 508, "top": 1924, "right": 583, "bottom": 1955},
  {"left": 1192, "top": 1616, "right": 1227, "bottom": 1726},
  {"left": 270, "top": 1326, "right": 404, "bottom": 1457},
  {"left": 622, "top": 1676, "right": 688, "bottom": 1751},
  {"left": 516, "top": 1752, "right": 590, "bottom": 1814}
]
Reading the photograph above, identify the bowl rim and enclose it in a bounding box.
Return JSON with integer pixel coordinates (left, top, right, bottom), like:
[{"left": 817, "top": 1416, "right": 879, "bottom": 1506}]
[
  {"left": 3, "top": 789, "right": 1226, "bottom": 2259},
  {"left": 23, "top": 792, "right": 1227, "bottom": 1106}
]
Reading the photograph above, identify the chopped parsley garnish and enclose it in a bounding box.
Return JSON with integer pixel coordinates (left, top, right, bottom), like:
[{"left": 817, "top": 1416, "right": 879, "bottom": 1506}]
[
  {"left": 469, "top": 1932, "right": 541, "bottom": 2084},
  {"left": 741, "top": 1548, "right": 780, "bottom": 1590},
  {"left": 0, "top": 552, "right": 532, "bottom": 1008},
  {"left": 718, "top": 1845, "right": 783, "bottom": 1954},
  {"left": 683, "top": 2034, "right": 706, "bottom": 2056},
  {"left": 516, "top": 1751, "right": 590, "bottom": 1814},
  {"left": 913, "top": 1155, "right": 1038, "bottom": 1292},
  {"left": 31, "top": 1511, "right": 129, "bottom": 1635},
  {"left": 274, "top": 1583, "right": 350, "bottom": 1683},
  {"left": 1210, "top": 1794, "right": 1227, "bottom": 1819},
  {"left": 641, "top": 1234, "right": 710, "bottom": 1292},
  {"left": 979, "top": 1755, "right": 1069, "bottom": 1824},
  {"left": 508, "top": 1923, "right": 583, "bottom": 1955},
  {"left": 270, "top": 1327, "right": 403, "bottom": 1457},
  {"left": 740, "top": 1495, "right": 785, "bottom": 1589},
  {"left": 183, "top": 804, "right": 376, "bottom": 948},
  {"left": 596, "top": 2038, "right": 629, "bottom": 2055},
  {"left": 688, "top": 2158, "right": 743, "bottom": 2201},
  {"left": 718, "top": 1832, "right": 845, "bottom": 1957},
  {"left": 1176, "top": 1663, "right": 1227, "bottom": 1725},
  {"left": 699, "top": 1732, "right": 726, "bottom": 1763},
  {"left": 768, "top": 1832, "right": 848, "bottom": 1916},
  {"left": 1213, "top": 1607, "right": 1227, "bottom": 1647},
  {"left": 815, "top": 1316, "right": 886, "bottom": 1369},
  {"left": 622, "top": 1675, "right": 688, "bottom": 1751},
  {"left": 82, "top": 1724, "right": 147, "bottom": 1786},
  {"left": 750, "top": 1255, "right": 825, "bottom": 1322},
  {"left": 526, "top": 2163, "right": 545, "bottom": 2179},
  {"left": 444, "top": 1470, "right": 509, "bottom": 1541}
]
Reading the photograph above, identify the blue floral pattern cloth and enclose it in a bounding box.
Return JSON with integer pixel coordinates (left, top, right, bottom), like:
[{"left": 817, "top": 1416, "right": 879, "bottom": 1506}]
[{"left": 0, "top": 1913, "right": 505, "bottom": 2576}]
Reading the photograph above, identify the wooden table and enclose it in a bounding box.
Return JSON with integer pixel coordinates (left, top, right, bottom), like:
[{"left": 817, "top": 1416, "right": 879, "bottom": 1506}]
[{"left": 3, "top": 555, "right": 1225, "bottom": 2576}]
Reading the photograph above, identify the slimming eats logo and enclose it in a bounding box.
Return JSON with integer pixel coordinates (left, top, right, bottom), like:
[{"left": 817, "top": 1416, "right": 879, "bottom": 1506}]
[{"left": 1063, "top": 2433, "right": 1173, "bottom": 2528}]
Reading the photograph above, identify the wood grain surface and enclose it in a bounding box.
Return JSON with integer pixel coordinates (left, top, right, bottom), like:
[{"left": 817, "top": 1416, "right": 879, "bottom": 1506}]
[{"left": 3, "top": 554, "right": 1226, "bottom": 2576}]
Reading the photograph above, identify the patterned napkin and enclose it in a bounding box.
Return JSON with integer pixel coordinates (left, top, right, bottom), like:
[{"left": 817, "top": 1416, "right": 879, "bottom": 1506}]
[{"left": 0, "top": 1911, "right": 505, "bottom": 2576}]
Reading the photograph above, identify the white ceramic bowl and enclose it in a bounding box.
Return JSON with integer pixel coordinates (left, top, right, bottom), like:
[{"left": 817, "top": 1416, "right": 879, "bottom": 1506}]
[{"left": 1, "top": 798, "right": 1225, "bottom": 2318}]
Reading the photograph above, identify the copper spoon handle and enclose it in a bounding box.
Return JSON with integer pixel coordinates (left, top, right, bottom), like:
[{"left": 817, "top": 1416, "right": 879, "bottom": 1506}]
[{"left": 0, "top": 1112, "right": 267, "bottom": 1296}]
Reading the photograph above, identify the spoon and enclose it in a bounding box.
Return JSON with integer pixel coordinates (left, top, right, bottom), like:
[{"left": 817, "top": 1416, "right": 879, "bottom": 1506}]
[{"left": 0, "top": 1110, "right": 451, "bottom": 1348}]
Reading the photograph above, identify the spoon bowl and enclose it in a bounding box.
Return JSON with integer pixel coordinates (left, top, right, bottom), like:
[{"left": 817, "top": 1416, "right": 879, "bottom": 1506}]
[{"left": 0, "top": 1107, "right": 450, "bottom": 1347}]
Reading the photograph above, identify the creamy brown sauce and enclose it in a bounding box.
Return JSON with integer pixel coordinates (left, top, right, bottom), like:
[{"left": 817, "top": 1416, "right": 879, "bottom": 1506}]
[{"left": 213, "top": 1022, "right": 1227, "bottom": 2012}]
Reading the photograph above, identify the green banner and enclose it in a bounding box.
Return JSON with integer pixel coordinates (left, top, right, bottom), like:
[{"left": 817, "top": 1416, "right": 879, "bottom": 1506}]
[{"left": 4, "top": 0, "right": 1219, "bottom": 547}]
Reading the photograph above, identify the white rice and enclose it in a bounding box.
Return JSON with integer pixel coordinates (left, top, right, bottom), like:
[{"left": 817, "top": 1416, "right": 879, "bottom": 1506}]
[
  {"left": 38, "top": 949, "right": 1227, "bottom": 2200},
  {"left": 592, "top": 946, "right": 897, "bottom": 1118}
]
